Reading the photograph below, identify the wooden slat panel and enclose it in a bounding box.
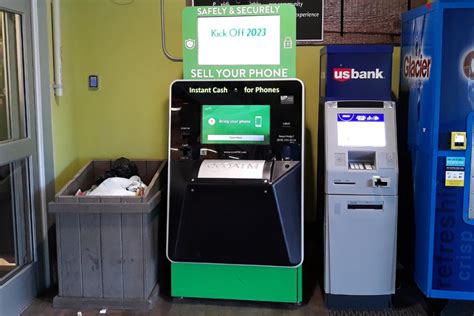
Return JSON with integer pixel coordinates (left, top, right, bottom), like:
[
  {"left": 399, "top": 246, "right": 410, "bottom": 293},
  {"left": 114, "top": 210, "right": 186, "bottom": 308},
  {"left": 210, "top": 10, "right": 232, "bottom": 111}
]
[
  {"left": 56, "top": 196, "right": 78, "bottom": 204},
  {"left": 143, "top": 210, "right": 159, "bottom": 295},
  {"left": 79, "top": 196, "right": 100, "bottom": 204},
  {"left": 100, "top": 197, "right": 122, "bottom": 204},
  {"left": 135, "top": 160, "right": 147, "bottom": 183},
  {"left": 92, "top": 160, "right": 111, "bottom": 183},
  {"left": 120, "top": 196, "right": 143, "bottom": 204},
  {"left": 75, "top": 163, "right": 95, "bottom": 193},
  {"left": 79, "top": 213, "right": 103, "bottom": 298},
  {"left": 58, "top": 213, "right": 83, "bottom": 297},
  {"left": 122, "top": 214, "right": 144, "bottom": 299},
  {"left": 145, "top": 160, "right": 160, "bottom": 184},
  {"left": 101, "top": 214, "right": 123, "bottom": 299}
]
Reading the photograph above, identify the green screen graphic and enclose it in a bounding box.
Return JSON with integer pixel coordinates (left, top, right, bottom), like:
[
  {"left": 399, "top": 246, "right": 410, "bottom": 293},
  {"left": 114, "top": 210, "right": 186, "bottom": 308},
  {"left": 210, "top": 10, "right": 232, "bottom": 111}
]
[{"left": 202, "top": 105, "right": 270, "bottom": 144}]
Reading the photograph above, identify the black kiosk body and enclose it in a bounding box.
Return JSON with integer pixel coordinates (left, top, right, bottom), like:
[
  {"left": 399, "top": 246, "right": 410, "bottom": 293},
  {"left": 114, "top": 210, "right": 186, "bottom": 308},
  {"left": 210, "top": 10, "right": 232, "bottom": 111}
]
[{"left": 167, "top": 80, "right": 304, "bottom": 271}]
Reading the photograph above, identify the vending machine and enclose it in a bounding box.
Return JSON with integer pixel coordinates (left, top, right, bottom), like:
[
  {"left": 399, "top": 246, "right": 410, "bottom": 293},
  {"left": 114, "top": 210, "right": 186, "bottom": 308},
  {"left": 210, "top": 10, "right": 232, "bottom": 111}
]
[{"left": 400, "top": 0, "right": 474, "bottom": 300}]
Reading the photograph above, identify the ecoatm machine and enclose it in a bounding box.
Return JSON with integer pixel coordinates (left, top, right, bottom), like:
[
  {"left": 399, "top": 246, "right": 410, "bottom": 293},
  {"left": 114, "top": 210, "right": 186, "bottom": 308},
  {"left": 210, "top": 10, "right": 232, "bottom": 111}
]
[
  {"left": 167, "top": 79, "right": 304, "bottom": 302},
  {"left": 320, "top": 46, "right": 399, "bottom": 309}
]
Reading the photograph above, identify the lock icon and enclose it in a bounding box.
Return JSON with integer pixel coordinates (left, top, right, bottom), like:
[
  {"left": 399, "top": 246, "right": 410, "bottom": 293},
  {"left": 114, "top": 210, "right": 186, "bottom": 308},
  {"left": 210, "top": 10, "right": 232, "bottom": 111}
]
[{"left": 283, "top": 37, "right": 293, "bottom": 49}]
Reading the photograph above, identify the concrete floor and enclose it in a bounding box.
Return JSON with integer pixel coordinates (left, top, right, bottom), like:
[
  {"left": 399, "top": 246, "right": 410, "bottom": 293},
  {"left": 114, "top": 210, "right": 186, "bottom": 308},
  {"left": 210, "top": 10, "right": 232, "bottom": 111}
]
[
  {"left": 21, "top": 230, "right": 433, "bottom": 316},
  {"left": 22, "top": 281, "right": 430, "bottom": 316}
]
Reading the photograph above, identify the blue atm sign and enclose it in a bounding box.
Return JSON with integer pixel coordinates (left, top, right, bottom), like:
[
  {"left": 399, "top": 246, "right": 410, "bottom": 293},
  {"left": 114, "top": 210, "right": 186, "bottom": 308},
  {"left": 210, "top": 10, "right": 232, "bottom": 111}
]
[
  {"left": 337, "top": 113, "right": 384, "bottom": 122},
  {"left": 322, "top": 45, "right": 393, "bottom": 101}
]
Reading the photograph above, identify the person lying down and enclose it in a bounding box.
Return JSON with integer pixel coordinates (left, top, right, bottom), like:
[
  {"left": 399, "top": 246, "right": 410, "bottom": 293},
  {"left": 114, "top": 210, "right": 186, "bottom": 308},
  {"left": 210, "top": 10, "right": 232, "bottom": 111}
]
[{"left": 75, "top": 157, "right": 147, "bottom": 197}]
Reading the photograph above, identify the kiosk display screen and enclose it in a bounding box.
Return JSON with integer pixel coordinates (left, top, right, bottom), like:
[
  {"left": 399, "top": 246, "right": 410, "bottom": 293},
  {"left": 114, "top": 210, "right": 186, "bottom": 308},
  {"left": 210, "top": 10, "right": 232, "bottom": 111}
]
[
  {"left": 202, "top": 105, "right": 270, "bottom": 144},
  {"left": 337, "top": 113, "right": 386, "bottom": 147},
  {"left": 197, "top": 16, "right": 281, "bottom": 66}
]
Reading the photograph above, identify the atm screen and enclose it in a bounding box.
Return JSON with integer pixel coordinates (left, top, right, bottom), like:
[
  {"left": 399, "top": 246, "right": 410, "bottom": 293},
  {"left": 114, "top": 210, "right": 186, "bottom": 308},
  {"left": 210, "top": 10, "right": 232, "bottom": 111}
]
[
  {"left": 337, "top": 113, "right": 386, "bottom": 147},
  {"left": 201, "top": 105, "right": 270, "bottom": 144}
]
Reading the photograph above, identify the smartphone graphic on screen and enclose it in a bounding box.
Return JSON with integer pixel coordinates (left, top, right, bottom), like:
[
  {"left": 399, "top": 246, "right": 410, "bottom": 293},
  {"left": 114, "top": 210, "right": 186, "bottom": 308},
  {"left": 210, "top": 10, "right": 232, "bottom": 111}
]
[{"left": 255, "top": 116, "right": 262, "bottom": 127}]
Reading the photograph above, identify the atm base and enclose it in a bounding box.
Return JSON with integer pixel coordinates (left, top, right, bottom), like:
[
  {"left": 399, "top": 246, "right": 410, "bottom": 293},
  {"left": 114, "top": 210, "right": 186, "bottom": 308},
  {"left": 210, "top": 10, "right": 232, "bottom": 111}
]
[
  {"left": 171, "top": 262, "right": 302, "bottom": 303},
  {"left": 325, "top": 293, "right": 391, "bottom": 310}
]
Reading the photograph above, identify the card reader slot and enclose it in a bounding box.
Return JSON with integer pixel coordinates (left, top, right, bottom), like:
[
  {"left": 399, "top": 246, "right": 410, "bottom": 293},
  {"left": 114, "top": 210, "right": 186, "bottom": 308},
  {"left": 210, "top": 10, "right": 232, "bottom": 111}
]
[{"left": 347, "top": 204, "right": 383, "bottom": 210}]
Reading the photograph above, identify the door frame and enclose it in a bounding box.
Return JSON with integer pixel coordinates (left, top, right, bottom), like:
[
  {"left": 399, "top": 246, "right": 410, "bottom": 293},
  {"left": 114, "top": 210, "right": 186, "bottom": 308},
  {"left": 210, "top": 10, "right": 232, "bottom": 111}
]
[
  {"left": 30, "top": 0, "right": 55, "bottom": 290},
  {"left": 0, "top": 0, "right": 54, "bottom": 314}
]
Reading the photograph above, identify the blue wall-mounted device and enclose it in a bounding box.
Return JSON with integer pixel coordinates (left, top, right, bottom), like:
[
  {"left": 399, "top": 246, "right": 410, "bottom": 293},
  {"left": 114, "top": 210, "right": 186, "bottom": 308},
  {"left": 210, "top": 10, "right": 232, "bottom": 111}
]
[{"left": 89, "top": 75, "right": 99, "bottom": 89}]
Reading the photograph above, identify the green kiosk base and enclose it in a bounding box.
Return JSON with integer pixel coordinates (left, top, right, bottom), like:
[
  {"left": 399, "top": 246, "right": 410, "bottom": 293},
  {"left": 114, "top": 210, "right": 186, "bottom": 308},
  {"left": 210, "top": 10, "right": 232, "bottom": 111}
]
[{"left": 172, "top": 263, "right": 303, "bottom": 303}]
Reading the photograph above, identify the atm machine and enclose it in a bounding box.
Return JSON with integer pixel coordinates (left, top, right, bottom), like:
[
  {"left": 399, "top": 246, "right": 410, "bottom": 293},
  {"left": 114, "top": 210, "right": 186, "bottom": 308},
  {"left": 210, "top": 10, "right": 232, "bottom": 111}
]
[
  {"left": 167, "top": 79, "right": 304, "bottom": 302},
  {"left": 324, "top": 101, "right": 399, "bottom": 308},
  {"left": 319, "top": 45, "right": 398, "bottom": 309}
]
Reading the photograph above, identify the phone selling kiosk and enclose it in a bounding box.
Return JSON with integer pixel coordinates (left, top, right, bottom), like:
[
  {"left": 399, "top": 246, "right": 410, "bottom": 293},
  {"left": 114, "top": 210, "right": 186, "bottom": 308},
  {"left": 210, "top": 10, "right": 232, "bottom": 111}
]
[{"left": 167, "top": 79, "right": 304, "bottom": 302}]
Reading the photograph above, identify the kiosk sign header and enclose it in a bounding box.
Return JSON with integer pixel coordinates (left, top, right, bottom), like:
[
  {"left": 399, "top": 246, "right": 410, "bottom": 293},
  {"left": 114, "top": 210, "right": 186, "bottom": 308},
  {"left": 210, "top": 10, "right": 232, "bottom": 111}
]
[
  {"left": 321, "top": 45, "right": 393, "bottom": 101},
  {"left": 183, "top": 4, "right": 296, "bottom": 80}
]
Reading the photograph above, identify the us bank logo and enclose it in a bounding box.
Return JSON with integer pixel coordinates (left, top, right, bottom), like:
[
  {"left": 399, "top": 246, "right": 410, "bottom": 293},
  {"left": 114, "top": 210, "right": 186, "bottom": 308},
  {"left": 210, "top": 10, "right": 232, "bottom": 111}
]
[
  {"left": 332, "top": 68, "right": 385, "bottom": 83},
  {"left": 462, "top": 50, "right": 474, "bottom": 80}
]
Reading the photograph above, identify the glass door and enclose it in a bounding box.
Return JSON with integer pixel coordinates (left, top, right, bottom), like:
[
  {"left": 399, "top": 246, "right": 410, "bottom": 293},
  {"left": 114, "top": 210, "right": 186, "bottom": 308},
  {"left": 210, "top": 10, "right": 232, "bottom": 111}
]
[{"left": 0, "top": 0, "right": 42, "bottom": 314}]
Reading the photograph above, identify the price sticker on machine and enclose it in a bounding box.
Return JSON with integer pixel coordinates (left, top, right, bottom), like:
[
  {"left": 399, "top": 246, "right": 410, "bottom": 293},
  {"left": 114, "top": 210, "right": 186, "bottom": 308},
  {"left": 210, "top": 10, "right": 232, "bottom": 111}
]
[{"left": 445, "top": 157, "right": 465, "bottom": 187}]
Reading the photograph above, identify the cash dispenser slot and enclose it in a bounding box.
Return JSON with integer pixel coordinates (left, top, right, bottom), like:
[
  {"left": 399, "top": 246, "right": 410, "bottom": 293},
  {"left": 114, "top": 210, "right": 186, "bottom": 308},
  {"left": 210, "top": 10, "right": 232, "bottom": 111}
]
[
  {"left": 347, "top": 203, "right": 384, "bottom": 210},
  {"left": 348, "top": 151, "right": 376, "bottom": 170},
  {"left": 334, "top": 181, "right": 356, "bottom": 185}
]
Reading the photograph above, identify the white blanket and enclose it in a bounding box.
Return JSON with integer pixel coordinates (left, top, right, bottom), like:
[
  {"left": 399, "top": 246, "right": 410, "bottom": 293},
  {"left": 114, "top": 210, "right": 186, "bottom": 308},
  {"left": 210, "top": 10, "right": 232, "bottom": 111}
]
[{"left": 89, "top": 176, "right": 147, "bottom": 196}]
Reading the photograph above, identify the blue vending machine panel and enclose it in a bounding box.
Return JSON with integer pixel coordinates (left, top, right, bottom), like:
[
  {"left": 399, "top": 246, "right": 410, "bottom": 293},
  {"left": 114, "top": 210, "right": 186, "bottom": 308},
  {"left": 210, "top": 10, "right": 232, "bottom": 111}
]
[{"left": 401, "top": 1, "right": 474, "bottom": 300}]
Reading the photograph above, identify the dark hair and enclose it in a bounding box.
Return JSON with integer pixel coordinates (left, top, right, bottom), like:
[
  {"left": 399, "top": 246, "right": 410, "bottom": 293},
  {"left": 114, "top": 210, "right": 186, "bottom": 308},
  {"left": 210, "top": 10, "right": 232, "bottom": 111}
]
[{"left": 96, "top": 157, "right": 139, "bottom": 185}]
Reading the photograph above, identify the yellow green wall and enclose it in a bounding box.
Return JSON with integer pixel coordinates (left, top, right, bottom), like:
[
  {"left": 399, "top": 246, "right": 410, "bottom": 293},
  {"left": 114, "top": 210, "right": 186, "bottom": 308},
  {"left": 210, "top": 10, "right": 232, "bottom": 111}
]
[
  {"left": 49, "top": 0, "right": 184, "bottom": 190},
  {"left": 49, "top": 0, "right": 400, "bottom": 204},
  {"left": 48, "top": 0, "right": 79, "bottom": 190}
]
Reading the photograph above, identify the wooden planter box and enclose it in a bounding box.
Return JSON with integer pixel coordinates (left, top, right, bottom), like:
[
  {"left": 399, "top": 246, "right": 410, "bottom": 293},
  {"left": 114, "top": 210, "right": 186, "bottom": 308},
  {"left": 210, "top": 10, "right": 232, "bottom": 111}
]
[{"left": 49, "top": 160, "right": 166, "bottom": 310}]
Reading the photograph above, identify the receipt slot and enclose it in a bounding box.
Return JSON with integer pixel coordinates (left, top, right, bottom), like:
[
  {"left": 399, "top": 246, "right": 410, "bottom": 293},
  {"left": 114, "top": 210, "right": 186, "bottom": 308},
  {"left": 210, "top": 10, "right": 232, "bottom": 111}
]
[
  {"left": 324, "top": 101, "right": 399, "bottom": 308},
  {"left": 167, "top": 80, "right": 304, "bottom": 300}
]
